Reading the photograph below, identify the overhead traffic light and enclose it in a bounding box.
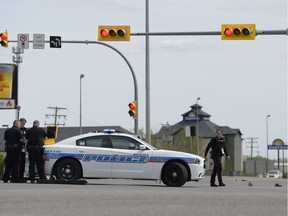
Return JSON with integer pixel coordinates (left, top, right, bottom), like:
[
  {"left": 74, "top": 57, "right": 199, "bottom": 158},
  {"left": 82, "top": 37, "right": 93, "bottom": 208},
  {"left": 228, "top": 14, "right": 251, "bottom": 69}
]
[
  {"left": 221, "top": 24, "right": 256, "bottom": 40},
  {"left": 128, "top": 101, "right": 137, "bottom": 119},
  {"left": 0, "top": 31, "right": 8, "bottom": 47},
  {"left": 98, "top": 26, "right": 130, "bottom": 41}
]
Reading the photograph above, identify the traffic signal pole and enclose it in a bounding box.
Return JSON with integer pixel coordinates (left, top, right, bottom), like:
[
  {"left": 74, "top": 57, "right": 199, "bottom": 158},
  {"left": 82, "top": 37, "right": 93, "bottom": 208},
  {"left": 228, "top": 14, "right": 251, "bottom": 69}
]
[{"left": 8, "top": 39, "right": 139, "bottom": 134}]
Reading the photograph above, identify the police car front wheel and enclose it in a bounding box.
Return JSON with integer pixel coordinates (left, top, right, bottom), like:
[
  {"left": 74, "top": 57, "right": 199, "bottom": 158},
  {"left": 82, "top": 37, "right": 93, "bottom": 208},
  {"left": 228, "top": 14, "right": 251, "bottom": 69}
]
[{"left": 161, "top": 162, "right": 188, "bottom": 187}]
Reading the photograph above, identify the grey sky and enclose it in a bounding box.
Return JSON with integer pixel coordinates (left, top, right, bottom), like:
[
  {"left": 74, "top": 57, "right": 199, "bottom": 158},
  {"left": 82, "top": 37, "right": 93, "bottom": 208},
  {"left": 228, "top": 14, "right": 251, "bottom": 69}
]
[{"left": 1, "top": 0, "right": 287, "bottom": 159}]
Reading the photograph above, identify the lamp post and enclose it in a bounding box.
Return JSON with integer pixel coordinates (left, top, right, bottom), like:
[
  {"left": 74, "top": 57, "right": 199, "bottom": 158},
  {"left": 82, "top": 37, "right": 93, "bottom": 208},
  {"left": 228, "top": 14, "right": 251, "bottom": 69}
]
[
  {"left": 80, "top": 74, "right": 85, "bottom": 134},
  {"left": 196, "top": 97, "right": 201, "bottom": 155},
  {"left": 266, "top": 114, "right": 271, "bottom": 174}
]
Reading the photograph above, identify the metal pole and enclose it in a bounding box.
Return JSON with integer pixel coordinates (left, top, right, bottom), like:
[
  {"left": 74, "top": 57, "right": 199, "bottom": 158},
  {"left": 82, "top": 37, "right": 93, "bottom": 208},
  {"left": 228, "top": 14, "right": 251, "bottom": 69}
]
[
  {"left": 130, "top": 29, "right": 288, "bottom": 36},
  {"left": 145, "top": 0, "right": 151, "bottom": 143},
  {"left": 266, "top": 115, "right": 271, "bottom": 174},
  {"left": 80, "top": 74, "right": 84, "bottom": 134},
  {"left": 8, "top": 40, "right": 139, "bottom": 134},
  {"left": 12, "top": 47, "right": 23, "bottom": 120},
  {"left": 196, "top": 97, "right": 200, "bottom": 155}
]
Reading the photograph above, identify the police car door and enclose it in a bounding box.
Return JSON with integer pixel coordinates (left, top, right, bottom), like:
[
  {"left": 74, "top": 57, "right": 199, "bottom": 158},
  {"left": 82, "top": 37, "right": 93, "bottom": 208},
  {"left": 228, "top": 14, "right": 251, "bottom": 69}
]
[
  {"left": 76, "top": 136, "right": 112, "bottom": 177},
  {"left": 110, "top": 135, "right": 153, "bottom": 179}
]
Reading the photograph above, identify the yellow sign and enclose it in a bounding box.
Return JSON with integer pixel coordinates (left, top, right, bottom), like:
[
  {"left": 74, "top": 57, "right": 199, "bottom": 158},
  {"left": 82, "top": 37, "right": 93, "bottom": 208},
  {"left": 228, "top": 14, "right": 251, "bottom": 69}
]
[{"left": 0, "top": 64, "right": 15, "bottom": 99}]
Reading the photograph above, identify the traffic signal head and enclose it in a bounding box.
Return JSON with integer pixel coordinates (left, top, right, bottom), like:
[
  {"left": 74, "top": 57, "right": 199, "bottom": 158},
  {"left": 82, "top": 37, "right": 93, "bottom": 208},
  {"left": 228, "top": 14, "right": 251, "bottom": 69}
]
[
  {"left": 128, "top": 101, "right": 137, "bottom": 119},
  {"left": 0, "top": 31, "right": 8, "bottom": 47},
  {"left": 98, "top": 26, "right": 130, "bottom": 41},
  {"left": 221, "top": 24, "right": 256, "bottom": 40},
  {"left": 46, "top": 126, "right": 58, "bottom": 139}
]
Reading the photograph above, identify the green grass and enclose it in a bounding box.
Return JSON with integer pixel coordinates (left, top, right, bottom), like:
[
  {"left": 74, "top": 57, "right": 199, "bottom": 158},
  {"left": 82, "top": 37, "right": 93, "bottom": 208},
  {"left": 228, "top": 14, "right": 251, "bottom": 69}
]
[{"left": 0, "top": 153, "right": 5, "bottom": 180}]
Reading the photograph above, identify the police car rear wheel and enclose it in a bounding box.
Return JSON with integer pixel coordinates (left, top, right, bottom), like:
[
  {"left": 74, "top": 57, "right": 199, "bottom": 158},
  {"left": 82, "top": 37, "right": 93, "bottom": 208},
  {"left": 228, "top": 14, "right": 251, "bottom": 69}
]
[
  {"left": 161, "top": 162, "right": 188, "bottom": 187},
  {"left": 55, "top": 158, "right": 81, "bottom": 180}
]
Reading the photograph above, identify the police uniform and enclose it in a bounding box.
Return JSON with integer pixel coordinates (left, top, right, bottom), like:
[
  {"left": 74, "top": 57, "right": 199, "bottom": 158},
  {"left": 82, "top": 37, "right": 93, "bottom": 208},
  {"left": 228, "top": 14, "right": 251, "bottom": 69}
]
[
  {"left": 26, "top": 121, "right": 48, "bottom": 182},
  {"left": 3, "top": 123, "right": 24, "bottom": 183},
  {"left": 204, "top": 136, "right": 229, "bottom": 187}
]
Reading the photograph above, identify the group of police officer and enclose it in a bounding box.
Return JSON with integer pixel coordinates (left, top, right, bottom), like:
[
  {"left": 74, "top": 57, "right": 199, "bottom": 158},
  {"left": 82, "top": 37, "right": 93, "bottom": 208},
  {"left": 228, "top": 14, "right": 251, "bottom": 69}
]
[{"left": 3, "top": 118, "right": 48, "bottom": 183}]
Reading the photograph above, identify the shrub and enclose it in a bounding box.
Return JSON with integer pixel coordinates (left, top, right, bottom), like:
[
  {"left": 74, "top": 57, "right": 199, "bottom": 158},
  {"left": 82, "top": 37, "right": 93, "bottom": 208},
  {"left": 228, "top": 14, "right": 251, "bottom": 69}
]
[{"left": 0, "top": 153, "right": 5, "bottom": 180}]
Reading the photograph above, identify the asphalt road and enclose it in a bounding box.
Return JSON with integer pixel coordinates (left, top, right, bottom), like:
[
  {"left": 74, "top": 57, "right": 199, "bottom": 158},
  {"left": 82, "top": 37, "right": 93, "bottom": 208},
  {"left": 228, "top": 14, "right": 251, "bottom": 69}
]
[{"left": 0, "top": 176, "right": 287, "bottom": 216}]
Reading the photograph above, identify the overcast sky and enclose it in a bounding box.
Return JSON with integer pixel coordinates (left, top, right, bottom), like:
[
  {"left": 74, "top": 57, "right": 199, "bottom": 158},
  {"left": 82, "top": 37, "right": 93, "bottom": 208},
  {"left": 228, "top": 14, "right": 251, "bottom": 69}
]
[{"left": 1, "top": 0, "right": 287, "bottom": 159}]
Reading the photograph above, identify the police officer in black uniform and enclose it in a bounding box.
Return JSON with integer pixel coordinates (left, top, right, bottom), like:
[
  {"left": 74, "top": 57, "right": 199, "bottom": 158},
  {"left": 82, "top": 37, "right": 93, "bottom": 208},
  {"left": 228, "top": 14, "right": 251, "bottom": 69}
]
[
  {"left": 26, "top": 120, "right": 48, "bottom": 183},
  {"left": 19, "top": 118, "right": 28, "bottom": 180},
  {"left": 204, "top": 129, "right": 230, "bottom": 187},
  {"left": 3, "top": 120, "right": 25, "bottom": 183}
]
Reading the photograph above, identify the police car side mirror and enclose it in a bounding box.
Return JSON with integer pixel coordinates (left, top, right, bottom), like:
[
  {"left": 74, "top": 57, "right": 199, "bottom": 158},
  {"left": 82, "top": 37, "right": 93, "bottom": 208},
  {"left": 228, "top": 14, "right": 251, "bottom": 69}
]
[{"left": 139, "top": 145, "right": 147, "bottom": 150}]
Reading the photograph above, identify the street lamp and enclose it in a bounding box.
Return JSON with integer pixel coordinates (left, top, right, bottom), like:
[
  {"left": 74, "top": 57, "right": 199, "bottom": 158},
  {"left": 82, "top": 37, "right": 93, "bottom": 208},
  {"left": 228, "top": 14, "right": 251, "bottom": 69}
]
[
  {"left": 196, "top": 97, "right": 201, "bottom": 155},
  {"left": 80, "top": 74, "right": 85, "bottom": 134},
  {"left": 266, "top": 114, "right": 271, "bottom": 174}
]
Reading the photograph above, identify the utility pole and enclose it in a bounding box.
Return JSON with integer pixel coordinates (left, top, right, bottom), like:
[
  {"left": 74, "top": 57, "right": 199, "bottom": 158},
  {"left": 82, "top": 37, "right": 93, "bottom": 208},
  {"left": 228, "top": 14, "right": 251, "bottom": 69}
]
[
  {"left": 45, "top": 106, "right": 67, "bottom": 126},
  {"left": 245, "top": 137, "right": 259, "bottom": 159}
]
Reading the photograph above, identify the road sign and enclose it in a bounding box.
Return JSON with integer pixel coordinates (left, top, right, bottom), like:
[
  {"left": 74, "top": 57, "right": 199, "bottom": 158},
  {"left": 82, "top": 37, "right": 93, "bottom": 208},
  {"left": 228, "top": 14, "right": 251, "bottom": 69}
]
[
  {"left": 268, "top": 145, "right": 288, "bottom": 150},
  {"left": 17, "top": 34, "right": 29, "bottom": 49},
  {"left": 33, "top": 34, "right": 45, "bottom": 49},
  {"left": 0, "top": 99, "right": 16, "bottom": 109},
  {"left": 50, "top": 36, "right": 61, "bottom": 48}
]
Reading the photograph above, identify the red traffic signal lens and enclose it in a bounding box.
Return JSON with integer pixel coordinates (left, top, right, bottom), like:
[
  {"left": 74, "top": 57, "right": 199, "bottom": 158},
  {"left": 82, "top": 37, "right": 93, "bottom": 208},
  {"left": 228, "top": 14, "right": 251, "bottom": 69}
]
[
  {"left": 224, "top": 28, "right": 233, "bottom": 36},
  {"left": 0, "top": 33, "right": 7, "bottom": 40},
  {"left": 242, "top": 28, "right": 251, "bottom": 36},
  {"left": 100, "top": 29, "right": 109, "bottom": 37},
  {"left": 128, "top": 103, "right": 136, "bottom": 109}
]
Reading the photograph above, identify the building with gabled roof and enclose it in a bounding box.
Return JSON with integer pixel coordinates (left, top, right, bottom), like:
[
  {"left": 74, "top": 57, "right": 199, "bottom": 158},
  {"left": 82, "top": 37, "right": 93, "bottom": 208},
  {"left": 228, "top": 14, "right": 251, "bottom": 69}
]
[{"left": 154, "top": 104, "right": 244, "bottom": 175}]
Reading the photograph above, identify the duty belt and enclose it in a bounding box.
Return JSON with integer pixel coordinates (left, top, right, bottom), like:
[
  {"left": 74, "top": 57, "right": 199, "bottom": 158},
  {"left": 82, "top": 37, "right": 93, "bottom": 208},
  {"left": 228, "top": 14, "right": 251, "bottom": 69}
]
[{"left": 6, "top": 144, "right": 20, "bottom": 148}]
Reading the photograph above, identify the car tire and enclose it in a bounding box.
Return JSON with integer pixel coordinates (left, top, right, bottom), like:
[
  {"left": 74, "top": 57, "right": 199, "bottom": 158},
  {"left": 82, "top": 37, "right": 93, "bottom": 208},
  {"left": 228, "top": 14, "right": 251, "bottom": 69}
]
[
  {"left": 55, "top": 158, "right": 81, "bottom": 180},
  {"left": 161, "top": 162, "right": 188, "bottom": 187}
]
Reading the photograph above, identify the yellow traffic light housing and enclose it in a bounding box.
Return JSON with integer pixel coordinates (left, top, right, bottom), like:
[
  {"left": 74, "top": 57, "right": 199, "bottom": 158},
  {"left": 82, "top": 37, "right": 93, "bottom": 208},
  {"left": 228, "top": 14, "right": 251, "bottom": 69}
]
[
  {"left": 0, "top": 31, "right": 8, "bottom": 47},
  {"left": 44, "top": 125, "right": 58, "bottom": 145},
  {"left": 98, "top": 26, "right": 130, "bottom": 41},
  {"left": 221, "top": 24, "right": 256, "bottom": 40},
  {"left": 128, "top": 101, "right": 137, "bottom": 119}
]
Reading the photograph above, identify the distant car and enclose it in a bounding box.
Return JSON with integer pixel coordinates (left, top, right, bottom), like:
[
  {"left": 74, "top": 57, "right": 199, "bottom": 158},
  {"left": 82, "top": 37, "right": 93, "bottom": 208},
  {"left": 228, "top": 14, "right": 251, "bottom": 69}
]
[
  {"left": 44, "top": 129, "right": 205, "bottom": 187},
  {"left": 267, "top": 170, "right": 283, "bottom": 178}
]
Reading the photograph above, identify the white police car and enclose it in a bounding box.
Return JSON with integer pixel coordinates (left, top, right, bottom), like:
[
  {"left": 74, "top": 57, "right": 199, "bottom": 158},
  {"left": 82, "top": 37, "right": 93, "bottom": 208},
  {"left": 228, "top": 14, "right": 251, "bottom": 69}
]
[{"left": 44, "top": 130, "right": 205, "bottom": 187}]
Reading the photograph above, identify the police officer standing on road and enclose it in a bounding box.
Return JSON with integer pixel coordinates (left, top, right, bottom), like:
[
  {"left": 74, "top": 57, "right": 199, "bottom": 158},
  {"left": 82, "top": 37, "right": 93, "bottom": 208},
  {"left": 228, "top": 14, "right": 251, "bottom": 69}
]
[
  {"left": 204, "top": 129, "right": 230, "bottom": 187},
  {"left": 26, "top": 120, "right": 48, "bottom": 183},
  {"left": 3, "top": 120, "right": 25, "bottom": 183},
  {"left": 19, "top": 118, "right": 28, "bottom": 180}
]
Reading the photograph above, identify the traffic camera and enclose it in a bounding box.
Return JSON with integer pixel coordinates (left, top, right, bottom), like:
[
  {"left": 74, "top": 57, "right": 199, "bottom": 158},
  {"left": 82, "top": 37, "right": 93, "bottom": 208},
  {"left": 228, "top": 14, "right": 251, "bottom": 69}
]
[
  {"left": 0, "top": 31, "right": 8, "bottom": 47},
  {"left": 128, "top": 101, "right": 137, "bottom": 119},
  {"left": 98, "top": 26, "right": 130, "bottom": 41},
  {"left": 221, "top": 24, "right": 256, "bottom": 40}
]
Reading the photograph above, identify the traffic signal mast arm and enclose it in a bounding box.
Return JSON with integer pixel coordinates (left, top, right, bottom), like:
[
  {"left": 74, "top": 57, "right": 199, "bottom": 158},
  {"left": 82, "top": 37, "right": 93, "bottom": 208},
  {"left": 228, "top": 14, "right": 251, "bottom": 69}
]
[
  {"left": 130, "top": 29, "right": 287, "bottom": 36},
  {"left": 6, "top": 29, "right": 287, "bottom": 44}
]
